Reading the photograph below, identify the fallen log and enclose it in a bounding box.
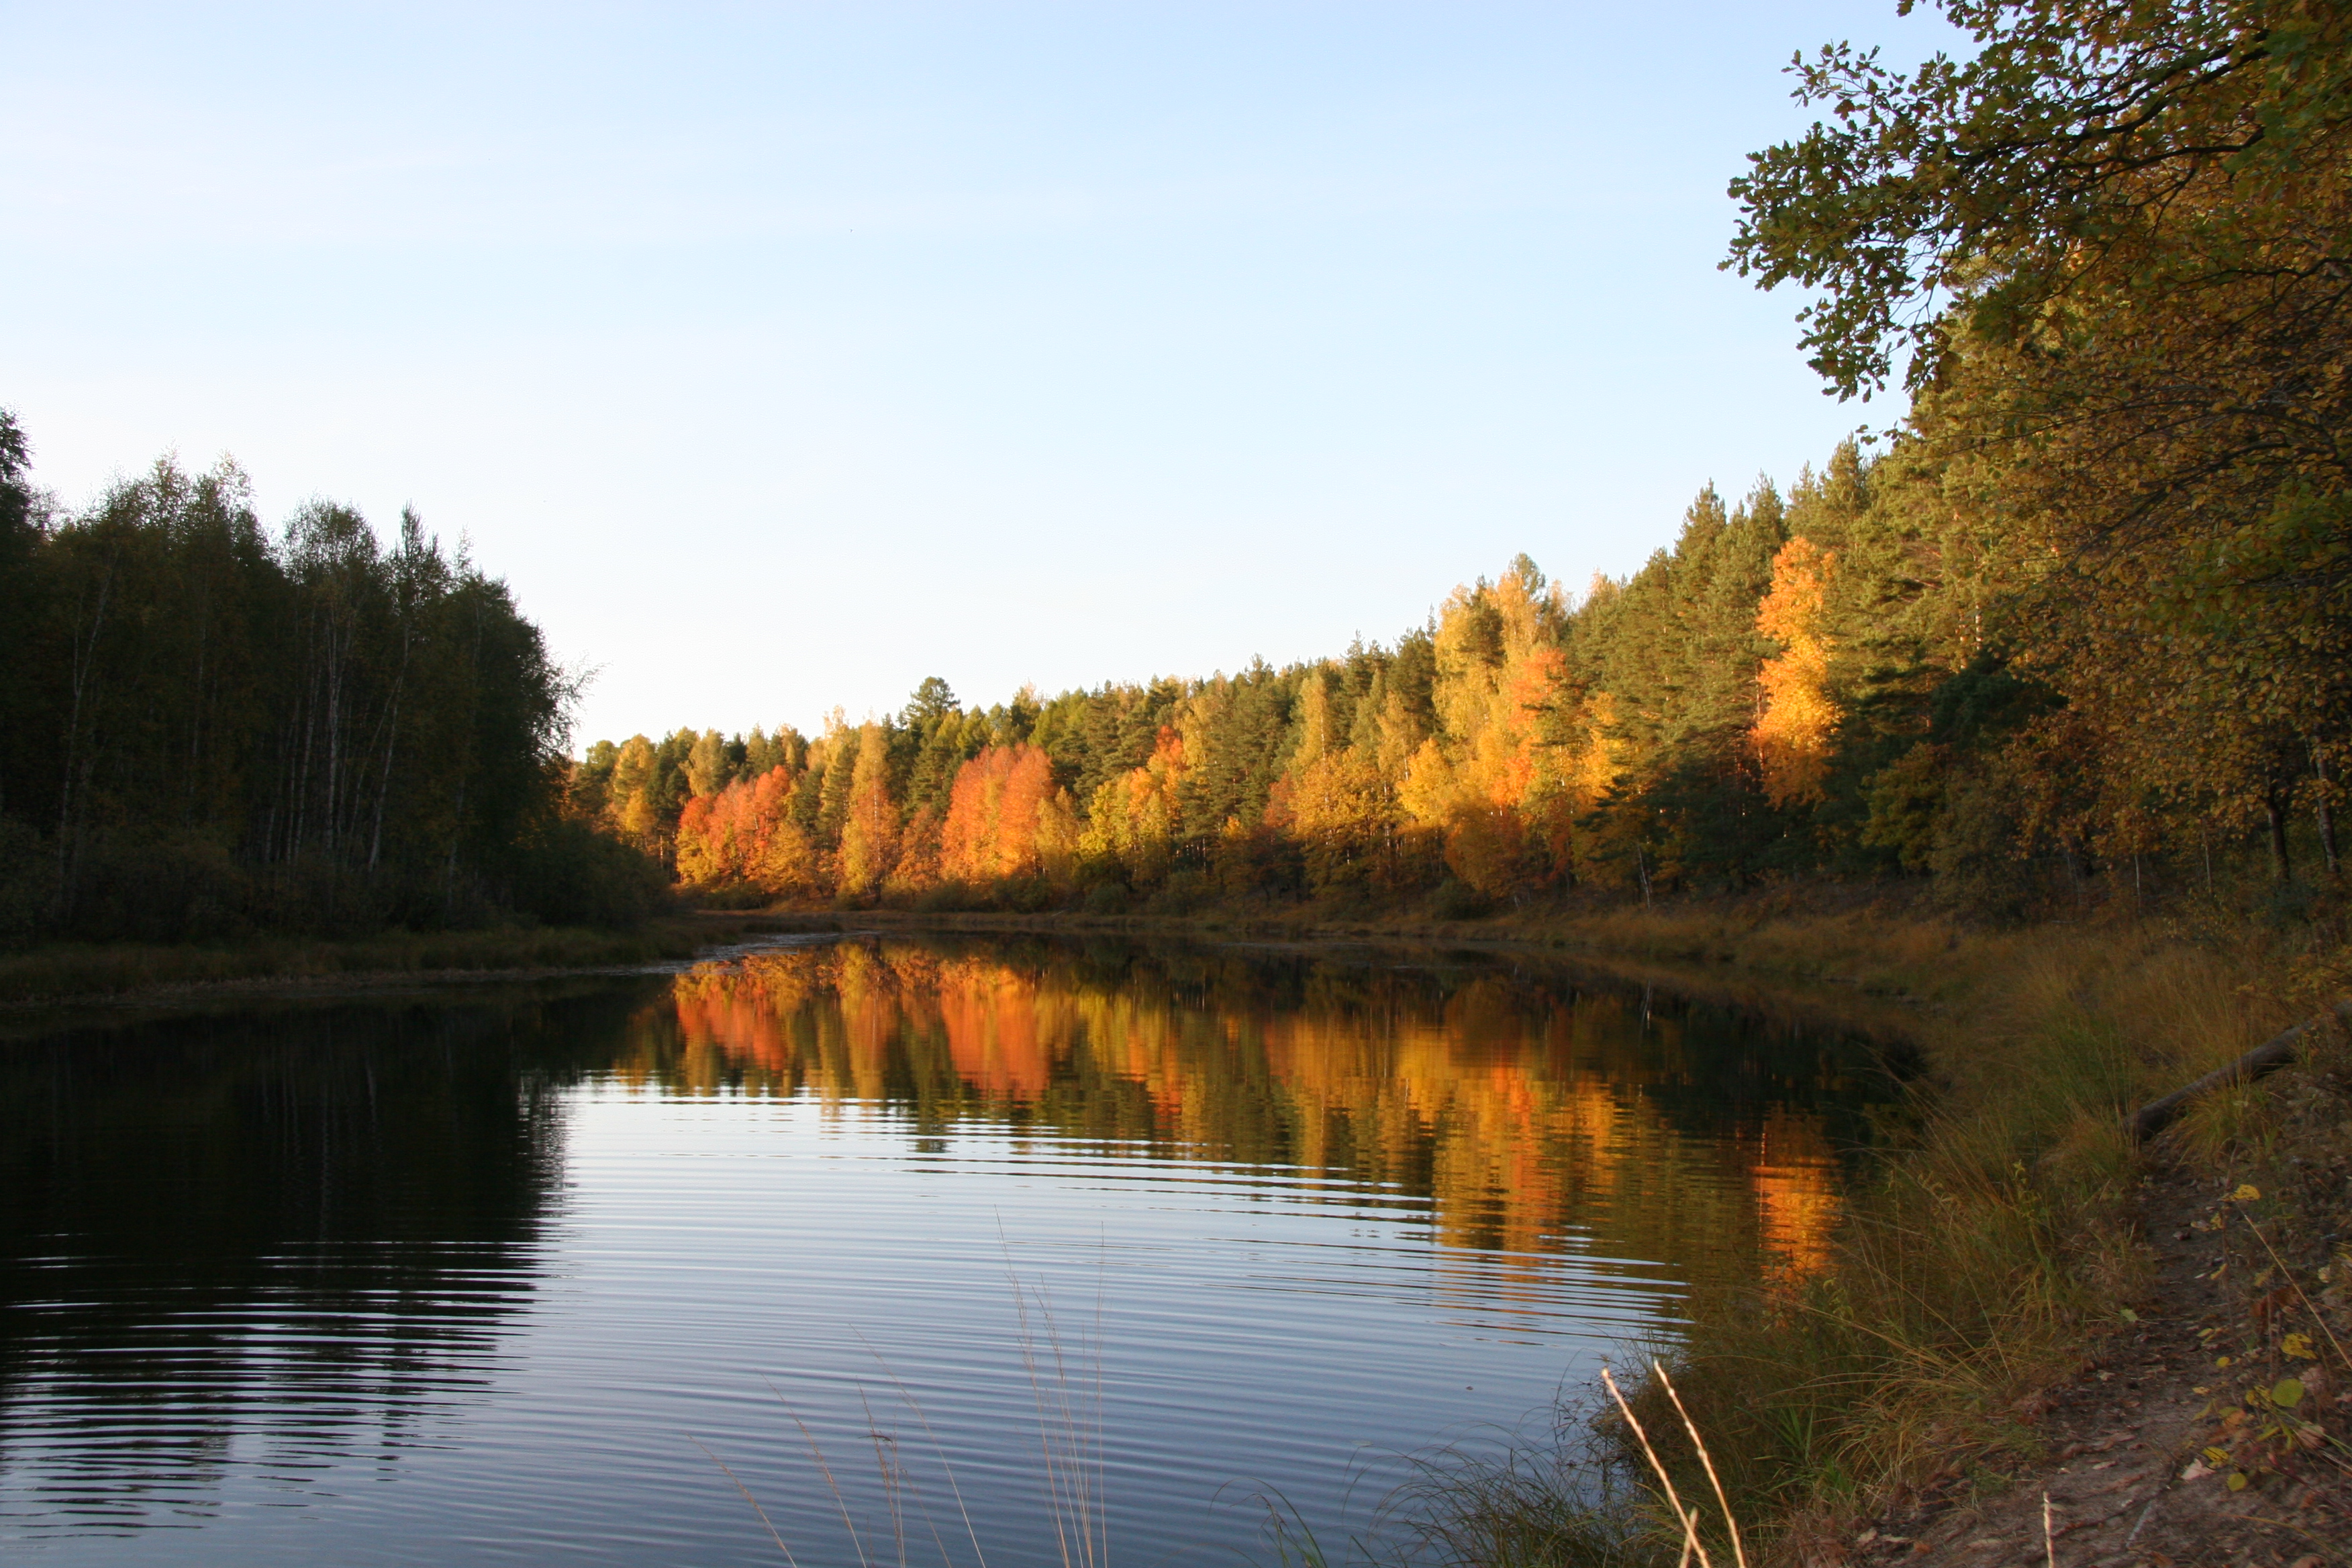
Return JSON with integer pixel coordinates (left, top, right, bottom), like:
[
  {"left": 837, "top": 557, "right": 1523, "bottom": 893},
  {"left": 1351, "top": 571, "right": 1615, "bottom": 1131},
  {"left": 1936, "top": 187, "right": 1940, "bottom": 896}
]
[{"left": 2127, "top": 997, "right": 2352, "bottom": 1142}]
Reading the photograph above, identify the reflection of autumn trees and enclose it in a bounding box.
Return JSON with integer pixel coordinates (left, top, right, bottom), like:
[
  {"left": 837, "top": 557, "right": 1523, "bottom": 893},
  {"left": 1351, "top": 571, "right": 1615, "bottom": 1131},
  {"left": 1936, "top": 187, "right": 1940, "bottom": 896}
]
[{"left": 627, "top": 941, "right": 1867, "bottom": 1293}]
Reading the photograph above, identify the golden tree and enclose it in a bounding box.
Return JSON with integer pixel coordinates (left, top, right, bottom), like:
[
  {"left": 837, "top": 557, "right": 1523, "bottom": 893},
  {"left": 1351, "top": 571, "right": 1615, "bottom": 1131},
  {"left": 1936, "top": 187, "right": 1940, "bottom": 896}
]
[
  {"left": 1752, "top": 536, "right": 1841, "bottom": 808},
  {"left": 1081, "top": 728, "right": 1187, "bottom": 885},
  {"left": 836, "top": 722, "right": 899, "bottom": 897}
]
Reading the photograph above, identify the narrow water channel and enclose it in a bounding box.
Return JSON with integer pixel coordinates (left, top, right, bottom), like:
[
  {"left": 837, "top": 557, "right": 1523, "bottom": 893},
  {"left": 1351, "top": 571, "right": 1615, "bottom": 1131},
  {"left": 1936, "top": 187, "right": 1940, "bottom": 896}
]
[{"left": 0, "top": 934, "right": 1891, "bottom": 1565}]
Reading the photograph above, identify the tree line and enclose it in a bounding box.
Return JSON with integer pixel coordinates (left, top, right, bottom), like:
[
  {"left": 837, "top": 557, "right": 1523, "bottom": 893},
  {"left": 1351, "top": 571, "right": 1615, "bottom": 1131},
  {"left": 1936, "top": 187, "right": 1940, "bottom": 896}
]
[
  {"left": 13, "top": 1, "right": 2342, "bottom": 936},
  {"left": 587, "top": 1, "right": 2350, "bottom": 921},
  {"left": 0, "top": 425, "right": 665, "bottom": 946},
  {"left": 583, "top": 426, "right": 2335, "bottom": 919}
]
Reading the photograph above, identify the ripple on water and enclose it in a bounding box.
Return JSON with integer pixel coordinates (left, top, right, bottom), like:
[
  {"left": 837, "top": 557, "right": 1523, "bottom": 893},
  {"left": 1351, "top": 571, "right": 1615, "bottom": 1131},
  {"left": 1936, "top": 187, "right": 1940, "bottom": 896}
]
[{"left": 0, "top": 936, "right": 1885, "bottom": 1565}]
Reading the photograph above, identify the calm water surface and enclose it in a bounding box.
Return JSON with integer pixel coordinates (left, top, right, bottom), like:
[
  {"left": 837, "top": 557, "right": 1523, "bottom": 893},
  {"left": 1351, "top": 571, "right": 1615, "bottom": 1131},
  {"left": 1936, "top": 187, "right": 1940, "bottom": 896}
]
[{"left": 0, "top": 934, "right": 1890, "bottom": 1565}]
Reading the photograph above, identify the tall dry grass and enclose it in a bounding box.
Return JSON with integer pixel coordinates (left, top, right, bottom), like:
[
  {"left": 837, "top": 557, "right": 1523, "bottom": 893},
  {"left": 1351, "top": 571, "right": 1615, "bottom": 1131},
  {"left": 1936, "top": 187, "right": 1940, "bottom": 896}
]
[{"left": 712, "top": 1269, "right": 1110, "bottom": 1568}]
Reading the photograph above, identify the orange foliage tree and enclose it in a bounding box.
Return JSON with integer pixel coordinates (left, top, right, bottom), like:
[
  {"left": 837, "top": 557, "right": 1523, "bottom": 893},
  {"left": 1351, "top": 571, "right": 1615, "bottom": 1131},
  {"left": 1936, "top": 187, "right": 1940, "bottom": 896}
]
[
  {"left": 887, "top": 803, "right": 944, "bottom": 897},
  {"left": 675, "top": 765, "right": 820, "bottom": 895},
  {"left": 939, "top": 744, "right": 1059, "bottom": 885}
]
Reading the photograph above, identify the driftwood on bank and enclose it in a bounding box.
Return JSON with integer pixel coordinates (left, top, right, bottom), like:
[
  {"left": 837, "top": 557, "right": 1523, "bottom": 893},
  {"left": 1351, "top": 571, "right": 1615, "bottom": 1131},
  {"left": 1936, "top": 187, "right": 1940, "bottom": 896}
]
[{"left": 2128, "top": 997, "right": 2352, "bottom": 1142}]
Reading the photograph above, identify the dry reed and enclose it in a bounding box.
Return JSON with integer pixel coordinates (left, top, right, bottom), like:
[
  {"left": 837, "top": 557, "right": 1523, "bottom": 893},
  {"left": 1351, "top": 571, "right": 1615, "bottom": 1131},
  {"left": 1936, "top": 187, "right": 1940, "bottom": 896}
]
[{"left": 708, "top": 1266, "right": 1106, "bottom": 1568}]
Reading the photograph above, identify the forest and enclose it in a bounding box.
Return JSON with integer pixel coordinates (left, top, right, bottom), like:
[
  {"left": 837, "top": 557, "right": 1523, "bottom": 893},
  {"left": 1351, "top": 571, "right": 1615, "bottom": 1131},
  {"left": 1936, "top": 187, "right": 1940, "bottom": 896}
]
[
  {"left": 7, "top": 0, "right": 2345, "bottom": 946},
  {"left": 578, "top": 425, "right": 2342, "bottom": 921},
  {"left": 581, "top": 0, "right": 2351, "bottom": 925},
  {"left": 585, "top": 437, "right": 2338, "bottom": 921},
  {"left": 0, "top": 422, "right": 665, "bottom": 946}
]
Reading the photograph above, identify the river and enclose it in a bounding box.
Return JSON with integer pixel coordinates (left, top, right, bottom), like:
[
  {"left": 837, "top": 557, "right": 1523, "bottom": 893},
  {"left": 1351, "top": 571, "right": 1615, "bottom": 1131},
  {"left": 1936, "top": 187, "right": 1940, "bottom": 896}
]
[{"left": 0, "top": 932, "right": 1890, "bottom": 1565}]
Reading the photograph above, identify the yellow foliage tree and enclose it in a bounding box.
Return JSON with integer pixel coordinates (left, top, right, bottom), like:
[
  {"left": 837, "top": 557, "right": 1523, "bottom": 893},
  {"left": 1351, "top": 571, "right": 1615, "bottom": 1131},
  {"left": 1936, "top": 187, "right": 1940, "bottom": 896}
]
[
  {"left": 750, "top": 816, "right": 820, "bottom": 895},
  {"left": 1082, "top": 728, "right": 1185, "bottom": 885},
  {"left": 1284, "top": 748, "right": 1390, "bottom": 889},
  {"left": 1398, "top": 558, "right": 1575, "bottom": 897},
  {"left": 1035, "top": 787, "right": 1081, "bottom": 892},
  {"left": 605, "top": 734, "right": 664, "bottom": 854},
  {"left": 1752, "top": 536, "right": 1841, "bottom": 808},
  {"left": 836, "top": 722, "right": 899, "bottom": 897}
]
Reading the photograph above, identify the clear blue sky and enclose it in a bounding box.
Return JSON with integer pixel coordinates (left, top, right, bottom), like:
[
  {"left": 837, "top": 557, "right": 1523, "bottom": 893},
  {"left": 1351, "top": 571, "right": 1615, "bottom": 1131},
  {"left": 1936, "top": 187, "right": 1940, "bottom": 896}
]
[{"left": 1, "top": 2, "right": 1955, "bottom": 747}]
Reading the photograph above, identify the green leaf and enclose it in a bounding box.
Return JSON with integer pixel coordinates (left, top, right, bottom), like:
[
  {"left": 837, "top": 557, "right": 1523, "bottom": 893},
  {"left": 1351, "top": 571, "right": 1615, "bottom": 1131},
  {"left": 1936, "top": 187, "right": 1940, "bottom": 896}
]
[{"left": 2271, "top": 1377, "right": 2304, "bottom": 1408}]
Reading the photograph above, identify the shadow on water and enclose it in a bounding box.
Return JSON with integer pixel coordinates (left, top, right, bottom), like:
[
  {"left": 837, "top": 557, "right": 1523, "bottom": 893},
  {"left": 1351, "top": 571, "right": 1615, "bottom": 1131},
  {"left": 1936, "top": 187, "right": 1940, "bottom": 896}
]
[
  {"left": 0, "top": 981, "right": 666, "bottom": 1530},
  {"left": 0, "top": 936, "right": 1900, "bottom": 1561}
]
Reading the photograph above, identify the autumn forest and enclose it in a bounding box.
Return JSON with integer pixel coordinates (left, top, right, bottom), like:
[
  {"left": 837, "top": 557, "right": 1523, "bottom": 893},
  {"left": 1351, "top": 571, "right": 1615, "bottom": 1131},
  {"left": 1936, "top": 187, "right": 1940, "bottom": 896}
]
[
  {"left": 3, "top": 0, "right": 2347, "bottom": 946},
  {"left": 577, "top": 0, "right": 2352, "bottom": 924},
  {"left": 575, "top": 422, "right": 2337, "bottom": 922}
]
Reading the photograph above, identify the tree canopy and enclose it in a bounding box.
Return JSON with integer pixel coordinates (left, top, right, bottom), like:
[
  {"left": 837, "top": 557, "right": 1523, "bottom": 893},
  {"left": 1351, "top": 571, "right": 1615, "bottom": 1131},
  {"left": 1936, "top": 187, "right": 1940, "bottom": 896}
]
[{"left": 0, "top": 430, "right": 664, "bottom": 944}]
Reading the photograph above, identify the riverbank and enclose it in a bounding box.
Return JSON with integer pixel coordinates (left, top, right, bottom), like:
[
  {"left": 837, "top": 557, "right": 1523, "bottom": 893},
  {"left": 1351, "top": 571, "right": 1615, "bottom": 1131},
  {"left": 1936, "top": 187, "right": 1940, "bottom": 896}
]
[
  {"left": 0, "top": 885, "right": 1962, "bottom": 1034},
  {"left": 0, "top": 918, "right": 759, "bottom": 1010},
  {"left": 751, "top": 886, "right": 1988, "bottom": 996},
  {"left": 1123, "top": 894, "right": 2349, "bottom": 1567},
  {"left": 1638, "top": 922, "right": 2349, "bottom": 1568}
]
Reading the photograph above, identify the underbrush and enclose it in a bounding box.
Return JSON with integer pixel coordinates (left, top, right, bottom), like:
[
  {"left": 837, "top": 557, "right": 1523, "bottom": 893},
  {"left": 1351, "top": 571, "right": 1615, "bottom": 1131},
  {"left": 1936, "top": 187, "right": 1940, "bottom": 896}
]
[{"left": 0, "top": 816, "right": 674, "bottom": 948}]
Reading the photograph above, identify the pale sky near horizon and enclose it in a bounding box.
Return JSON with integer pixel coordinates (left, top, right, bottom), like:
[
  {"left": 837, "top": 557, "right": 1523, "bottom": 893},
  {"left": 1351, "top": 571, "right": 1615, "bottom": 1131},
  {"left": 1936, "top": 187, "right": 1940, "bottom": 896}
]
[{"left": 1, "top": 3, "right": 1955, "bottom": 748}]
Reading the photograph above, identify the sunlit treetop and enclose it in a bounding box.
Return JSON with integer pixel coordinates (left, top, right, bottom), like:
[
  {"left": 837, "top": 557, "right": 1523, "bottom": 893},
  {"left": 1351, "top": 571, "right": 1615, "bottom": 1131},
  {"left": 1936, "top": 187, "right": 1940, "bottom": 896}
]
[{"left": 1727, "top": 0, "right": 2352, "bottom": 399}]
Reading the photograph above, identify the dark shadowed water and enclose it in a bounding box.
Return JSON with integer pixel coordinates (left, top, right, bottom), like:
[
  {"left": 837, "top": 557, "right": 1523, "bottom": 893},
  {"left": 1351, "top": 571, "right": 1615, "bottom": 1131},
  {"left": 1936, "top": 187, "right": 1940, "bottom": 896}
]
[{"left": 0, "top": 934, "right": 1892, "bottom": 1565}]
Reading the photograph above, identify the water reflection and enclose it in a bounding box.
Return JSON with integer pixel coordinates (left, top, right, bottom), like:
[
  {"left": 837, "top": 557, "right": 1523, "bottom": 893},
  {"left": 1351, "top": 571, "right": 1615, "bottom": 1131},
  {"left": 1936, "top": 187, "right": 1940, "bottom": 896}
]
[
  {"left": 0, "top": 938, "right": 1892, "bottom": 1563},
  {"left": 635, "top": 938, "right": 1871, "bottom": 1294},
  {"left": 0, "top": 984, "right": 648, "bottom": 1533}
]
